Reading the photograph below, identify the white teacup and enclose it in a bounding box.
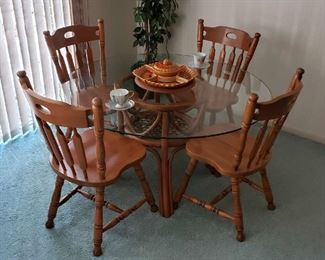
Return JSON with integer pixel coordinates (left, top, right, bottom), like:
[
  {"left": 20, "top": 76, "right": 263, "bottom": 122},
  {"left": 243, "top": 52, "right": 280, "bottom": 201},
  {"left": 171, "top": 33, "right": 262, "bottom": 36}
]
[
  {"left": 110, "top": 88, "right": 134, "bottom": 108},
  {"left": 193, "top": 52, "right": 206, "bottom": 66}
]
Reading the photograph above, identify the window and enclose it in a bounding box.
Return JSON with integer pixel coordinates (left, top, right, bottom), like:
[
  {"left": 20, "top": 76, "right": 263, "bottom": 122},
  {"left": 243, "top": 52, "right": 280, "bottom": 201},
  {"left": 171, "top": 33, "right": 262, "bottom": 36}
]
[{"left": 0, "top": 0, "right": 86, "bottom": 143}]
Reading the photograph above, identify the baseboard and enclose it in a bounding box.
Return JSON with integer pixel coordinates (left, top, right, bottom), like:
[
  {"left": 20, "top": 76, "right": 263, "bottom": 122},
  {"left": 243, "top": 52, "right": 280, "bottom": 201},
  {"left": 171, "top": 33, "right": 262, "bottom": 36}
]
[{"left": 282, "top": 126, "right": 325, "bottom": 144}]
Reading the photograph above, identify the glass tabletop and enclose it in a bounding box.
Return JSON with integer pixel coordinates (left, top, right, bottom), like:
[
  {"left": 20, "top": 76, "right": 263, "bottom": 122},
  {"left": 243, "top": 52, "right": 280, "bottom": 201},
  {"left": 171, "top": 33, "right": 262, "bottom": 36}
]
[{"left": 63, "top": 54, "right": 271, "bottom": 140}]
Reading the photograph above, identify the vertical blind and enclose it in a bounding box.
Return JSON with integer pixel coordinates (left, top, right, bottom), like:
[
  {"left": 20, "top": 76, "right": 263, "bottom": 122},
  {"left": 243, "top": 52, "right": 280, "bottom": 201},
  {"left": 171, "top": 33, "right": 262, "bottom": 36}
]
[{"left": 0, "top": 0, "right": 86, "bottom": 143}]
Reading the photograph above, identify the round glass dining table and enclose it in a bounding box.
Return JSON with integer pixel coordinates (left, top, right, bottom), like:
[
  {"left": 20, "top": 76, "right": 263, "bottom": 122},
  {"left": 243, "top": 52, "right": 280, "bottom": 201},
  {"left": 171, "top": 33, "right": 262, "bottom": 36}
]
[{"left": 62, "top": 54, "right": 271, "bottom": 217}]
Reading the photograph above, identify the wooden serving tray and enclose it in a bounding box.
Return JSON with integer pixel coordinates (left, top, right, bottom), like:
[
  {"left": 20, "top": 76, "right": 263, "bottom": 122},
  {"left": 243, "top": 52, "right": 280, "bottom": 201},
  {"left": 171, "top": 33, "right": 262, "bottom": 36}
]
[{"left": 132, "top": 64, "right": 197, "bottom": 88}]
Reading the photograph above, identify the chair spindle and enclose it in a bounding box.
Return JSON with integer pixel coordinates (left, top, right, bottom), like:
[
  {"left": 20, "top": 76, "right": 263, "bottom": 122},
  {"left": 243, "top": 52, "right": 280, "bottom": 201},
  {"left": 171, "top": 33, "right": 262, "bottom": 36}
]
[
  {"left": 56, "top": 125, "right": 76, "bottom": 175},
  {"left": 72, "top": 128, "right": 88, "bottom": 178},
  {"left": 58, "top": 49, "right": 69, "bottom": 82},
  {"left": 216, "top": 45, "right": 226, "bottom": 78},
  {"left": 43, "top": 121, "right": 66, "bottom": 171},
  {"left": 208, "top": 43, "right": 216, "bottom": 63}
]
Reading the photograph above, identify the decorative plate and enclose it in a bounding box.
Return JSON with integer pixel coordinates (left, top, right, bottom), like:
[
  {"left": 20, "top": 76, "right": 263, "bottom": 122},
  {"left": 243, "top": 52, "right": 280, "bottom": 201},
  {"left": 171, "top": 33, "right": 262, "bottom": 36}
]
[
  {"left": 132, "top": 63, "right": 198, "bottom": 88},
  {"left": 145, "top": 59, "right": 184, "bottom": 77}
]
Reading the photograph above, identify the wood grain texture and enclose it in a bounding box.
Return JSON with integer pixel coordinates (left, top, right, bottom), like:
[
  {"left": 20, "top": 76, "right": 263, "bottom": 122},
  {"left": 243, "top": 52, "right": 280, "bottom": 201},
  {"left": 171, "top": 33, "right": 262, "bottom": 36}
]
[
  {"left": 43, "top": 19, "right": 106, "bottom": 85},
  {"left": 45, "top": 176, "right": 64, "bottom": 229},
  {"left": 92, "top": 97, "right": 106, "bottom": 180},
  {"left": 93, "top": 186, "right": 104, "bottom": 256},
  {"left": 17, "top": 71, "right": 157, "bottom": 257},
  {"left": 174, "top": 68, "right": 304, "bottom": 242},
  {"left": 197, "top": 19, "right": 260, "bottom": 84},
  {"left": 127, "top": 78, "right": 194, "bottom": 218},
  {"left": 98, "top": 18, "right": 107, "bottom": 85},
  {"left": 173, "top": 19, "right": 261, "bottom": 128}
]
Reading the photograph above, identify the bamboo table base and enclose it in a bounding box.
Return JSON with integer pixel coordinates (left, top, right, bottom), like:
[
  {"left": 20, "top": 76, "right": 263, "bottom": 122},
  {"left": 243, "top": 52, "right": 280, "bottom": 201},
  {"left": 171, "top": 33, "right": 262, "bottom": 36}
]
[
  {"left": 126, "top": 112, "right": 186, "bottom": 218},
  {"left": 138, "top": 114, "right": 186, "bottom": 217},
  {"left": 148, "top": 140, "right": 185, "bottom": 217}
]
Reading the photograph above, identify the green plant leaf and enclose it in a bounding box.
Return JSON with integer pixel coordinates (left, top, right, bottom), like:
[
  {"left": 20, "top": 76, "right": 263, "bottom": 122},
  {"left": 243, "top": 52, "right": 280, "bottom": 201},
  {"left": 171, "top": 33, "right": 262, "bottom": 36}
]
[{"left": 131, "top": 0, "right": 179, "bottom": 64}]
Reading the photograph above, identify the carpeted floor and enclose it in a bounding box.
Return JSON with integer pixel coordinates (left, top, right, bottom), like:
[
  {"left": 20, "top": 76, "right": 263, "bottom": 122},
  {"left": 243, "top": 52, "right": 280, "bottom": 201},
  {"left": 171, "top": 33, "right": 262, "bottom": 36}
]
[{"left": 0, "top": 130, "right": 324, "bottom": 260}]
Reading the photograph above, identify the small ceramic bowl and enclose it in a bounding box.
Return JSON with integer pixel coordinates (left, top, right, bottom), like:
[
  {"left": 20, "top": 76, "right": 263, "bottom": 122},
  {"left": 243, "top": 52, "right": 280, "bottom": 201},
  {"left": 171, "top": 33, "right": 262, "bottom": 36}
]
[{"left": 145, "top": 59, "right": 185, "bottom": 77}]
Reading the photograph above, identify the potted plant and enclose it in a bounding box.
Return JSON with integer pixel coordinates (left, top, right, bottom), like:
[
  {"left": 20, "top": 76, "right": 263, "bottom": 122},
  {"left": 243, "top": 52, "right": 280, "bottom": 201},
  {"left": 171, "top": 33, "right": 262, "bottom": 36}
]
[{"left": 132, "top": 0, "right": 178, "bottom": 70}]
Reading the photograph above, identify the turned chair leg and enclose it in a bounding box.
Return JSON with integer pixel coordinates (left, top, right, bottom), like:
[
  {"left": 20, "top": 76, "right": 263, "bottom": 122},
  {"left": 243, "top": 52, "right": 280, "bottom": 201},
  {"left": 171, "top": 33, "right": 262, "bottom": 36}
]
[
  {"left": 173, "top": 158, "right": 198, "bottom": 209},
  {"left": 260, "top": 168, "right": 276, "bottom": 210},
  {"left": 231, "top": 177, "right": 245, "bottom": 242},
  {"left": 134, "top": 164, "right": 158, "bottom": 212},
  {"left": 46, "top": 176, "right": 64, "bottom": 229},
  {"left": 93, "top": 187, "right": 104, "bottom": 257}
]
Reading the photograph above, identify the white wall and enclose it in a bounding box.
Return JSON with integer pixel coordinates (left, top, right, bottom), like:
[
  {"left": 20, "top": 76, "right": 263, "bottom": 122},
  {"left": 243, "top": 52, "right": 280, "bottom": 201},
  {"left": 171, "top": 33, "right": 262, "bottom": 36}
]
[
  {"left": 167, "top": 0, "right": 325, "bottom": 143},
  {"left": 86, "top": 0, "right": 138, "bottom": 83},
  {"left": 87, "top": 0, "right": 136, "bottom": 56}
]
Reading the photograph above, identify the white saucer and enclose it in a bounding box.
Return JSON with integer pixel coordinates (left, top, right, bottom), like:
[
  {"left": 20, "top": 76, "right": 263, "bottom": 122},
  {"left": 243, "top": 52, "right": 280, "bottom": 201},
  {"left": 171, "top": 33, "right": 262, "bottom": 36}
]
[
  {"left": 188, "top": 62, "right": 210, "bottom": 69},
  {"left": 105, "top": 100, "right": 135, "bottom": 111}
]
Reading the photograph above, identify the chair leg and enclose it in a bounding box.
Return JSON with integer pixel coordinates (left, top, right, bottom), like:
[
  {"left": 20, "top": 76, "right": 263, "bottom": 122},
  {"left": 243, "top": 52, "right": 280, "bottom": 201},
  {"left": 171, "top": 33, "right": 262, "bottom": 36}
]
[
  {"left": 93, "top": 187, "right": 104, "bottom": 257},
  {"left": 231, "top": 177, "right": 245, "bottom": 242},
  {"left": 134, "top": 164, "right": 158, "bottom": 212},
  {"left": 209, "top": 112, "right": 216, "bottom": 125},
  {"left": 226, "top": 105, "right": 235, "bottom": 123},
  {"left": 260, "top": 168, "right": 276, "bottom": 210},
  {"left": 173, "top": 158, "right": 198, "bottom": 209},
  {"left": 46, "top": 176, "right": 64, "bottom": 229}
]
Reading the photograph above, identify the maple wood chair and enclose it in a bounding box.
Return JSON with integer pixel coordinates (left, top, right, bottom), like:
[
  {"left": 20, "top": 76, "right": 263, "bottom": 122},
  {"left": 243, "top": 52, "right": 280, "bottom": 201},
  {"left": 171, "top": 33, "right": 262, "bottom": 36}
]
[
  {"left": 196, "top": 19, "right": 261, "bottom": 124},
  {"left": 197, "top": 19, "right": 260, "bottom": 82},
  {"left": 43, "top": 18, "right": 109, "bottom": 107},
  {"left": 17, "top": 71, "right": 158, "bottom": 257},
  {"left": 174, "top": 68, "right": 304, "bottom": 242}
]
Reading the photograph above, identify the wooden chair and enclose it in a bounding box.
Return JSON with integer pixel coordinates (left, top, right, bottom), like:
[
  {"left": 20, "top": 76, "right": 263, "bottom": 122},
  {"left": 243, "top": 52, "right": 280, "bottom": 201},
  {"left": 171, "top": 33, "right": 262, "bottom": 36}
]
[
  {"left": 17, "top": 71, "right": 158, "bottom": 257},
  {"left": 174, "top": 68, "right": 304, "bottom": 242},
  {"left": 197, "top": 18, "right": 260, "bottom": 84},
  {"left": 43, "top": 18, "right": 109, "bottom": 107},
  {"left": 197, "top": 19, "right": 261, "bottom": 124}
]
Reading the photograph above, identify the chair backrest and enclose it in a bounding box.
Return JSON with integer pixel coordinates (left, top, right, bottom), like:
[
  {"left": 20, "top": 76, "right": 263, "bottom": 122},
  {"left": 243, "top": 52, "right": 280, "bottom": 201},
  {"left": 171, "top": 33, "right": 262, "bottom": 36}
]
[
  {"left": 43, "top": 18, "right": 106, "bottom": 87},
  {"left": 197, "top": 19, "right": 261, "bottom": 84},
  {"left": 233, "top": 68, "right": 304, "bottom": 170},
  {"left": 17, "top": 71, "right": 106, "bottom": 180}
]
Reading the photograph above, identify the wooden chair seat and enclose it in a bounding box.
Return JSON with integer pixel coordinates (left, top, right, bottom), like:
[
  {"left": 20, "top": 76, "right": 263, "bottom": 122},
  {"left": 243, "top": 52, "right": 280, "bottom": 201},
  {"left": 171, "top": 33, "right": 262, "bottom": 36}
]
[
  {"left": 186, "top": 131, "right": 269, "bottom": 177},
  {"left": 51, "top": 129, "right": 146, "bottom": 186}
]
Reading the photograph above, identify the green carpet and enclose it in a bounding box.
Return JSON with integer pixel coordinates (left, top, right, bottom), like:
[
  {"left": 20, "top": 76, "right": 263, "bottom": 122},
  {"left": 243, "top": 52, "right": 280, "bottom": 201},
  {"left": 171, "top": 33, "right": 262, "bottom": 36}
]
[{"left": 0, "top": 130, "right": 324, "bottom": 260}]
